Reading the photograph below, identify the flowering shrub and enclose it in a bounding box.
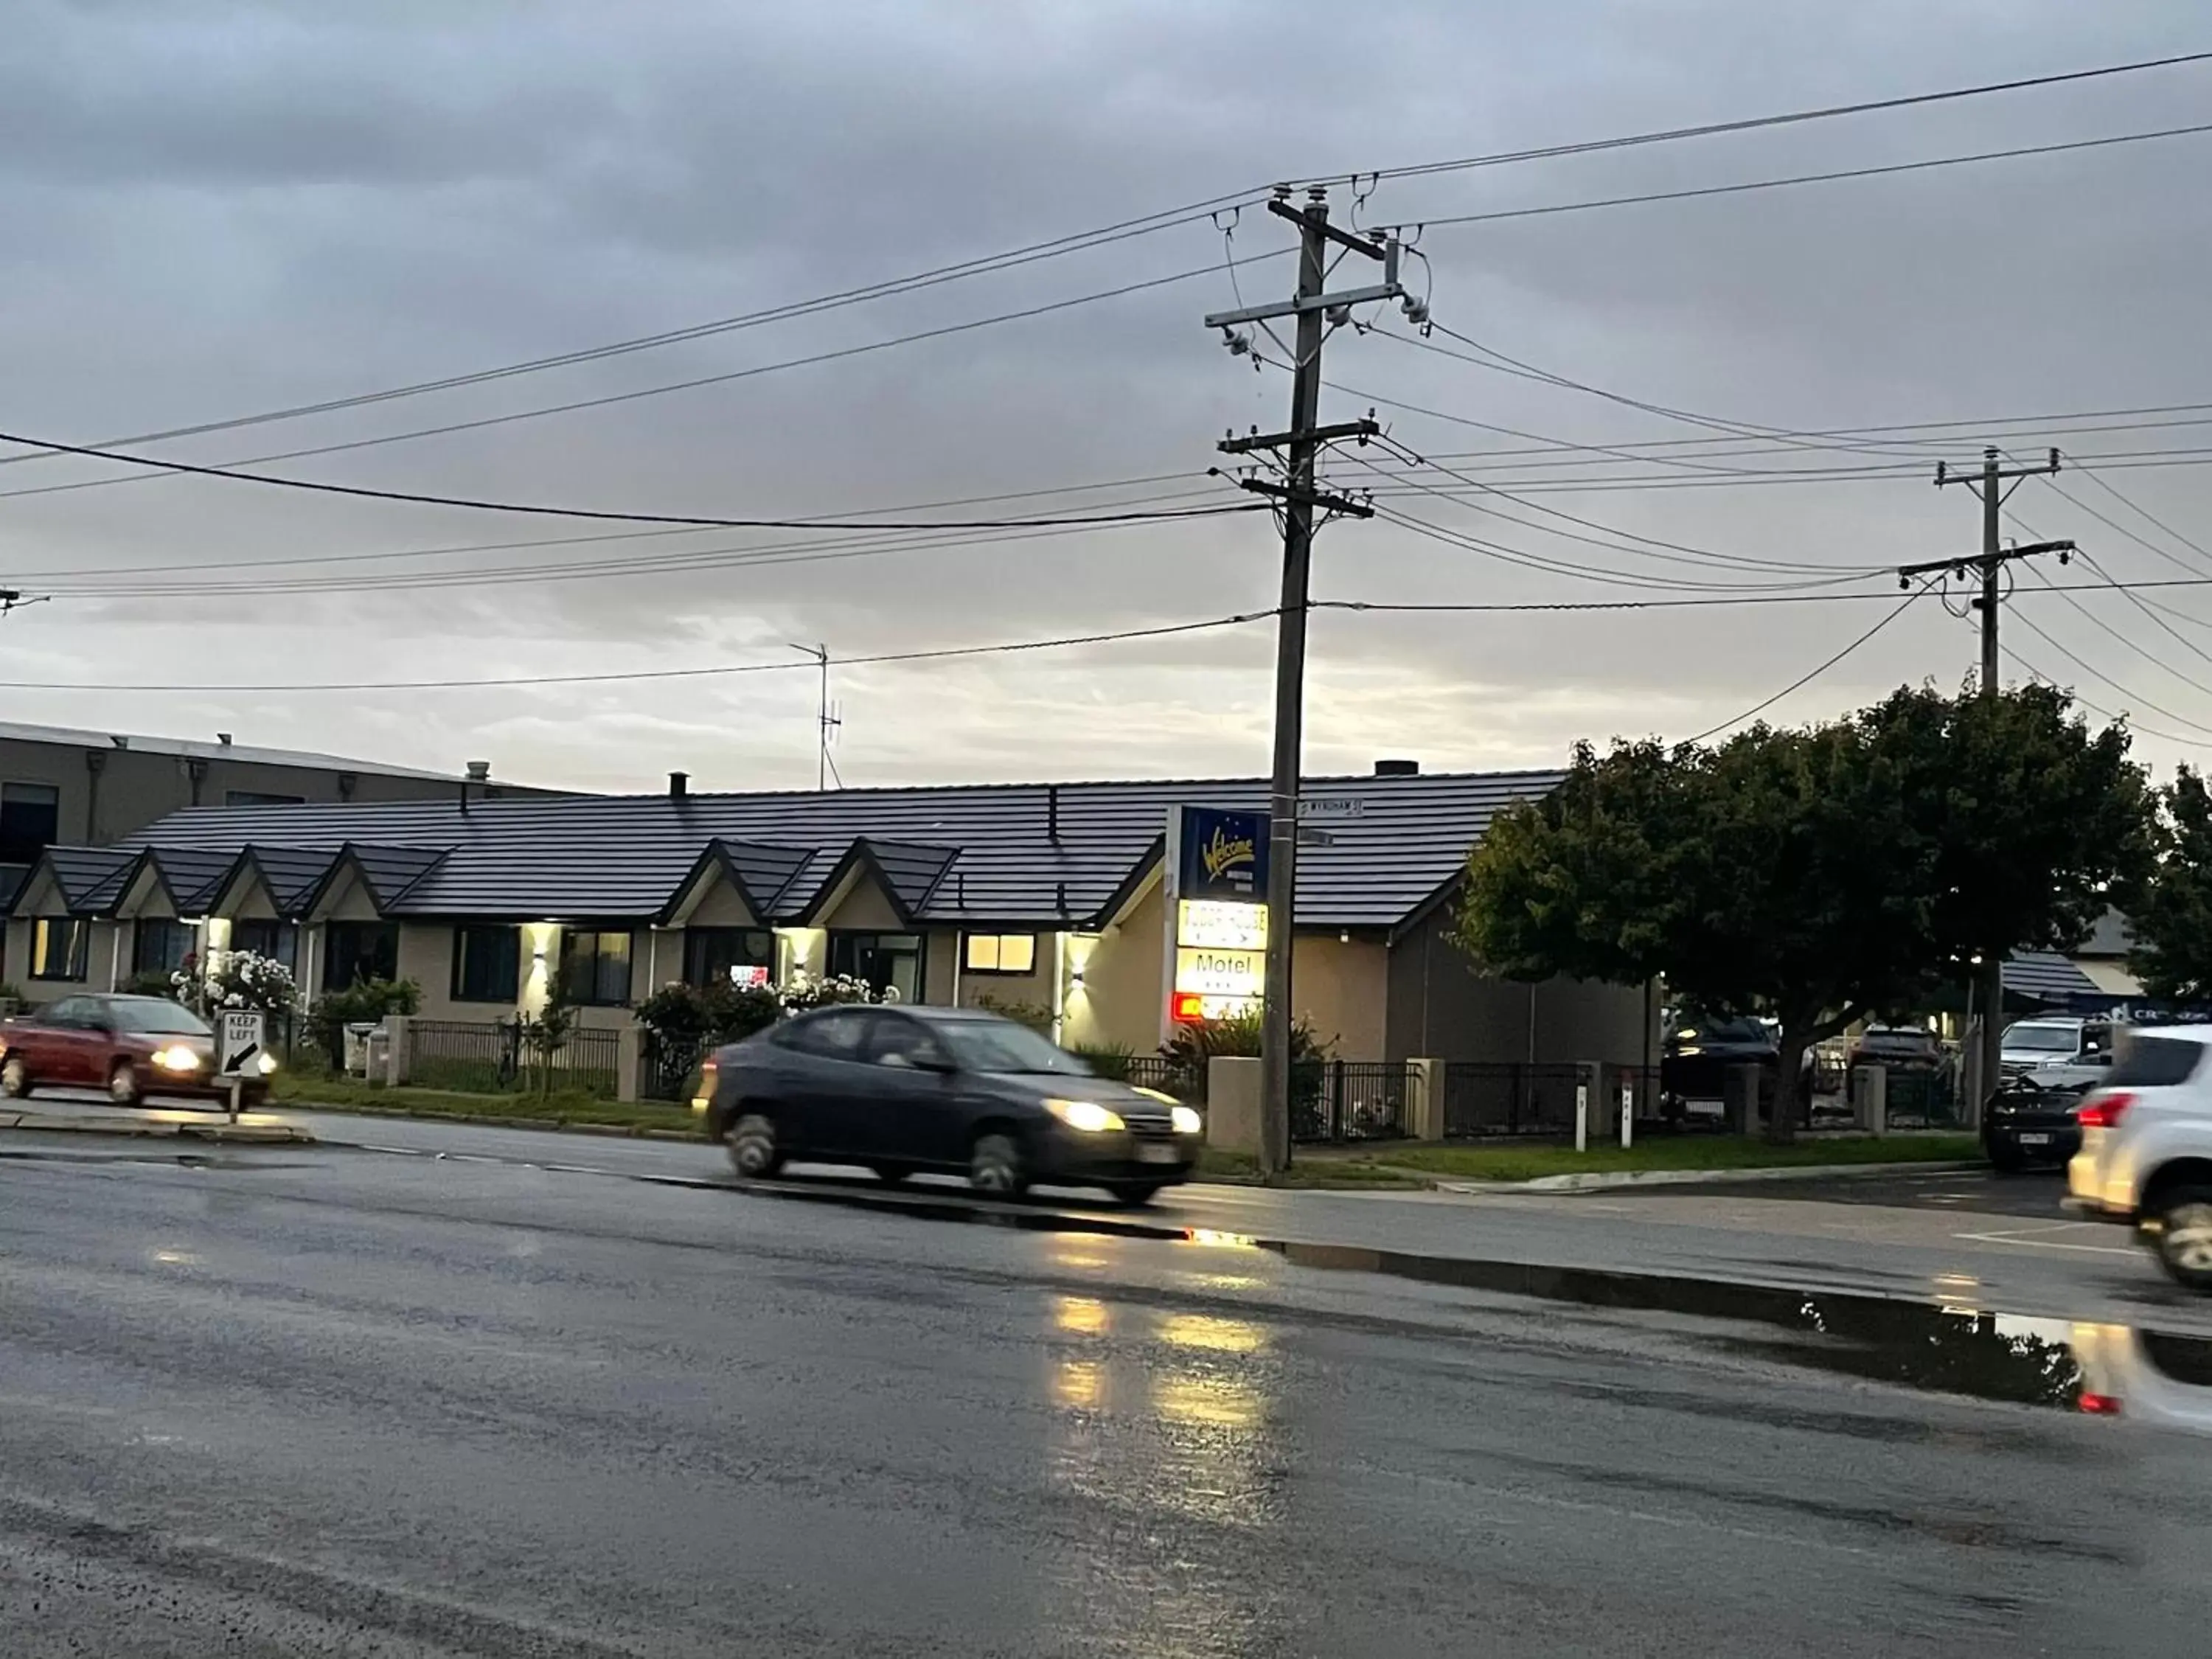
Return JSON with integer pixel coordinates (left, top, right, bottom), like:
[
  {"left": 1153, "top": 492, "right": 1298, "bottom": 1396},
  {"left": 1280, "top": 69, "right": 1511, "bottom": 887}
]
[
  {"left": 173, "top": 949, "right": 299, "bottom": 1018},
  {"left": 777, "top": 970, "right": 891, "bottom": 1012}
]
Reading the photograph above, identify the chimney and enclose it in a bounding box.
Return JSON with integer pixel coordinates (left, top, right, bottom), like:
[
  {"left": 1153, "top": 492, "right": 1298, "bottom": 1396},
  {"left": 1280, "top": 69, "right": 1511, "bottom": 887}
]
[
  {"left": 466, "top": 760, "right": 492, "bottom": 782},
  {"left": 1374, "top": 758, "right": 1419, "bottom": 777},
  {"left": 669, "top": 771, "right": 689, "bottom": 799}
]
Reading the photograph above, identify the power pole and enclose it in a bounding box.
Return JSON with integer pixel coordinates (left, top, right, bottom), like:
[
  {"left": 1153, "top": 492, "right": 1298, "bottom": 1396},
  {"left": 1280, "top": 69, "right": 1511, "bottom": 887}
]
[
  {"left": 1907, "top": 444, "right": 2071, "bottom": 1127},
  {"left": 787, "top": 641, "right": 841, "bottom": 789},
  {"left": 1203, "top": 186, "right": 1399, "bottom": 1174}
]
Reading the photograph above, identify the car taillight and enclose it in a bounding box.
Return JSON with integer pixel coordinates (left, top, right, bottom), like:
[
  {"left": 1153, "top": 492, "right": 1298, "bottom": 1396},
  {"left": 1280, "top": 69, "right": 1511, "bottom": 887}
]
[
  {"left": 2078, "top": 1391, "right": 2124, "bottom": 1416},
  {"left": 2076, "top": 1091, "right": 2135, "bottom": 1129}
]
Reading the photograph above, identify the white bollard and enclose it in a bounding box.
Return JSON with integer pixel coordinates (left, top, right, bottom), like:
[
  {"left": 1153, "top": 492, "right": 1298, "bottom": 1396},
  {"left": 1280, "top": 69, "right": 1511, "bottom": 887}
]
[
  {"left": 1574, "top": 1082, "right": 1588, "bottom": 1152},
  {"left": 1620, "top": 1084, "right": 1635, "bottom": 1150}
]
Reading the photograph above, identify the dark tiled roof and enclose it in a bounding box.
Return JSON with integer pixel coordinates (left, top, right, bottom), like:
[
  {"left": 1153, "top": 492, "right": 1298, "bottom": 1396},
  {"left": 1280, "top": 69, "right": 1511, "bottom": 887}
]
[
  {"left": 240, "top": 844, "right": 344, "bottom": 915},
  {"left": 667, "top": 840, "right": 818, "bottom": 922},
  {"left": 146, "top": 847, "right": 242, "bottom": 914},
  {"left": 345, "top": 844, "right": 449, "bottom": 908},
  {"left": 2003, "top": 950, "right": 2101, "bottom": 1003},
  {"left": 116, "top": 770, "right": 1565, "bottom": 928},
  {"left": 52, "top": 847, "right": 138, "bottom": 913}
]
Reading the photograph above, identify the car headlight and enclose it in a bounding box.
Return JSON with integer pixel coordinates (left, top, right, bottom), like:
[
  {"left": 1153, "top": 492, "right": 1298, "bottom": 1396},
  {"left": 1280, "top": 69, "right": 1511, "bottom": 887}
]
[
  {"left": 1044, "top": 1098, "right": 1125, "bottom": 1133},
  {"left": 1170, "top": 1105, "right": 1203, "bottom": 1136},
  {"left": 256, "top": 1052, "right": 279, "bottom": 1076},
  {"left": 152, "top": 1046, "right": 202, "bottom": 1072}
]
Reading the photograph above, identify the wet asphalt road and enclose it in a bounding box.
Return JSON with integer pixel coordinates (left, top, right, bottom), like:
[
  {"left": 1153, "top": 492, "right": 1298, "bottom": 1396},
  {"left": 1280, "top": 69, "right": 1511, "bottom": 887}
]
[{"left": 4, "top": 1133, "right": 2211, "bottom": 1655}]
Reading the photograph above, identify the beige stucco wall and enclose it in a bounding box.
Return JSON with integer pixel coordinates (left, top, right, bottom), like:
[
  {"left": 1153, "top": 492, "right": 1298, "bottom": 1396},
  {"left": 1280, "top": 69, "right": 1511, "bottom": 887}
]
[
  {"left": 686, "top": 882, "right": 760, "bottom": 928},
  {"left": 817, "top": 875, "right": 904, "bottom": 933},
  {"left": 920, "top": 930, "right": 958, "bottom": 1006},
  {"left": 1290, "top": 935, "right": 1388, "bottom": 1057},
  {"left": 1062, "top": 881, "right": 1165, "bottom": 1052},
  {"left": 314, "top": 866, "right": 385, "bottom": 923}
]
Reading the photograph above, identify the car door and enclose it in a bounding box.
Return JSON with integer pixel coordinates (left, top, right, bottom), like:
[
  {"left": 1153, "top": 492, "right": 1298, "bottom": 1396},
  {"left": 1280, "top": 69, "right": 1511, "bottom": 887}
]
[
  {"left": 28, "top": 998, "right": 93, "bottom": 1085},
  {"left": 774, "top": 1009, "right": 879, "bottom": 1158},
  {"left": 855, "top": 1013, "right": 968, "bottom": 1169}
]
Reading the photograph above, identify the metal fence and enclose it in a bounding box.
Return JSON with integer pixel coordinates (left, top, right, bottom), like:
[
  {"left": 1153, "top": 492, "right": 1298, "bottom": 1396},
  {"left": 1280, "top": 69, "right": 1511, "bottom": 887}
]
[
  {"left": 1882, "top": 1065, "right": 1961, "bottom": 1128},
  {"left": 1441, "top": 1062, "right": 1585, "bottom": 1138},
  {"left": 641, "top": 1032, "right": 706, "bottom": 1102},
  {"left": 1122, "top": 1054, "right": 1208, "bottom": 1102},
  {"left": 1292, "top": 1060, "right": 1410, "bottom": 1143},
  {"left": 405, "top": 1019, "right": 622, "bottom": 1099}
]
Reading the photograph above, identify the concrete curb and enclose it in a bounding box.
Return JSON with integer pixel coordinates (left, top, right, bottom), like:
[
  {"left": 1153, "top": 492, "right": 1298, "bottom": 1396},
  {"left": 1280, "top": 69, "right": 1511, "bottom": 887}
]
[
  {"left": 286, "top": 1102, "right": 706, "bottom": 1142},
  {"left": 1428, "top": 1158, "right": 1986, "bottom": 1195},
  {"left": 0, "top": 1108, "right": 314, "bottom": 1144}
]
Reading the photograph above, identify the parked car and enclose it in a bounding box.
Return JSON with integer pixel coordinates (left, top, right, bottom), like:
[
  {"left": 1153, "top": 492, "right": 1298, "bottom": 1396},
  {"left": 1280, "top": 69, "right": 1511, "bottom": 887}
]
[
  {"left": 1662, "top": 1016, "right": 1778, "bottom": 1105},
  {"left": 0, "top": 993, "right": 272, "bottom": 1107},
  {"left": 1983, "top": 1073, "right": 2090, "bottom": 1171},
  {"left": 2001, "top": 1017, "right": 2116, "bottom": 1091},
  {"left": 1848, "top": 1024, "right": 1942, "bottom": 1070},
  {"left": 2067, "top": 1025, "right": 2212, "bottom": 1290},
  {"left": 699, "top": 1005, "right": 1203, "bottom": 1205}
]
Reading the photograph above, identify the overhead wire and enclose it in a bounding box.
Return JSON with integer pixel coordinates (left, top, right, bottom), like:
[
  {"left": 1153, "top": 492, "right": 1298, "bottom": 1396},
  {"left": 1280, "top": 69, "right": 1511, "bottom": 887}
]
[{"left": 1680, "top": 583, "right": 1932, "bottom": 743}]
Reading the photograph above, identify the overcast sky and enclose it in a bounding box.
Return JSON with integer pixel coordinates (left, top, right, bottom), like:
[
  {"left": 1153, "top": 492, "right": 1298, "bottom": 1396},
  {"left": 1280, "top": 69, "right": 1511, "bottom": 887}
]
[{"left": 2, "top": 0, "right": 2208, "bottom": 794}]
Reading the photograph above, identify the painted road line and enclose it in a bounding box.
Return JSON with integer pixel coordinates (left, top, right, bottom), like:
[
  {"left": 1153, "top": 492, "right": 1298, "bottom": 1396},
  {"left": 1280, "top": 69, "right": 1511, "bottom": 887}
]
[{"left": 1954, "top": 1220, "right": 2140, "bottom": 1257}]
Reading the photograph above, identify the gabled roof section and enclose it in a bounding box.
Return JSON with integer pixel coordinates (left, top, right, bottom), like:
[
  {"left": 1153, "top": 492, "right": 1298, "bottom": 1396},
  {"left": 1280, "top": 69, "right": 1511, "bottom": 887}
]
[
  {"left": 342, "top": 844, "right": 451, "bottom": 908},
  {"left": 35, "top": 846, "right": 140, "bottom": 914},
  {"left": 659, "top": 839, "right": 817, "bottom": 925},
  {"left": 122, "top": 768, "right": 1568, "bottom": 928},
  {"left": 145, "top": 847, "right": 244, "bottom": 916},
  {"left": 791, "top": 838, "right": 961, "bottom": 925},
  {"left": 241, "top": 844, "right": 345, "bottom": 916},
  {"left": 2004, "top": 950, "right": 2103, "bottom": 1005}
]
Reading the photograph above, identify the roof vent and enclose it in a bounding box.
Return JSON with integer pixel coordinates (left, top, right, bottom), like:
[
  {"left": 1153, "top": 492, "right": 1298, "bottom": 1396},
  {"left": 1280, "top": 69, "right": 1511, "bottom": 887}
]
[
  {"left": 1374, "top": 758, "right": 1419, "bottom": 777},
  {"left": 109, "top": 734, "right": 129, "bottom": 750},
  {"left": 216, "top": 732, "right": 233, "bottom": 747},
  {"left": 465, "top": 760, "right": 492, "bottom": 782},
  {"left": 669, "top": 771, "right": 689, "bottom": 799}
]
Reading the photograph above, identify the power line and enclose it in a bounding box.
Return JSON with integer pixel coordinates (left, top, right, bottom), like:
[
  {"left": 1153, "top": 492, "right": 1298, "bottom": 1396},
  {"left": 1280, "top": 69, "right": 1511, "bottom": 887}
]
[
  {"left": 0, "top": 609, "right": 1281, "bottom": 695},
  {"left": 0, "top": 425, "right": 1262, "bottom": 531},
  {"left": 1393, "top": 121, "right": 2212, "bottom": 234},
  {"left": 1681, "top": 585, "right": 1930, "bottom": 743},
  {"left": 1344, "top": 51, "right": 2212, "bottom": 187},
  {"left": 2004, "top": 596, "right": 2212, "bottom": 738}
]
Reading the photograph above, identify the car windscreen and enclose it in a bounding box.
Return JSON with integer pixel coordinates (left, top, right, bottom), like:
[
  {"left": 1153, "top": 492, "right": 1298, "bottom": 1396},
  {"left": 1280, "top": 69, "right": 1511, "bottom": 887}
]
[
  {"left": 2105, "top": 1037, "right": 2204, "bottom": 1089},
  {"left": 1678, "top": 1019, "right": 1768, "bottom": 1046},
  {"left": 2003, "top": 1023, "right": 2079, "bottom": 1053},
  {"left": 109, "top": 1001, "right": 212, "bottom": 1035},
  {"left": 938, "top": 1020, "right": 1090, "bottom": 1077}
]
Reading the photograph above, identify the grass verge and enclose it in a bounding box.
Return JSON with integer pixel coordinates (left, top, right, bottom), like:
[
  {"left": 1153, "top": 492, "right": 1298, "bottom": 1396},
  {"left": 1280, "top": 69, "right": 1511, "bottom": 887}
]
[
  {"left": 1196, "top": 1147, "right": 1430, "bottom": 1188},
  {"left": 1370, "top": 1133, "right": 1982, "bottom": 1183},
  {"left": 271, "top": 1072, "right": 702, "bottom": 1135}
]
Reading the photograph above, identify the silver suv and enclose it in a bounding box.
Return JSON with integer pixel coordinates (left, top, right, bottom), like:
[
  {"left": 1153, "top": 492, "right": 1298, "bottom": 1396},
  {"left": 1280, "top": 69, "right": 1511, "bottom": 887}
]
[{"left": 2068, "top": 1026, "right": 2212, "bottom": 1290}]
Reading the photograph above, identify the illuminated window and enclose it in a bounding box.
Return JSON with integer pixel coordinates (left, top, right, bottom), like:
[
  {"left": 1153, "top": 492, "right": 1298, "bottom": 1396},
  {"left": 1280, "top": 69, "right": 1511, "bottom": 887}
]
[
  {"left": 962, "top": 933, "right": 1037, "bottom": 975},
  {"left": 29, "top": 917, "right": 88, "bottom": 981}
]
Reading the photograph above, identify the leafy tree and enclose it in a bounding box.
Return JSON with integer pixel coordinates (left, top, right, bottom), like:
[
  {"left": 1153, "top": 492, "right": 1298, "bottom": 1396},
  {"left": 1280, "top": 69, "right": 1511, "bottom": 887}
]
[
  {"left": 1457, "top": 684, "right": 2149, "bottom": 1141},
  {"left": 519, "top": 980, "right": 577, "bottom": 1099},
  {"left": 2129, "top": 767, "right": 2212, "bottom": 1001}
]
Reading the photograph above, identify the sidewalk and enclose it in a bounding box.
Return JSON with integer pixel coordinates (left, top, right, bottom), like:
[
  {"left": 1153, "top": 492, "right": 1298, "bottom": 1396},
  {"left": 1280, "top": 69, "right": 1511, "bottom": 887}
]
[{"left": 0, "top": 1099, "right": 315, "bottom": 1144}]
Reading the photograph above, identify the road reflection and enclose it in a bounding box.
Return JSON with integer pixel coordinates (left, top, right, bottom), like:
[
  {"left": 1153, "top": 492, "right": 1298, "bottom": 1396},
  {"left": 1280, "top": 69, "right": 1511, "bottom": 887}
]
[{"left": 1041, "top": 1256, "right": 1284, "bottom": 1655}]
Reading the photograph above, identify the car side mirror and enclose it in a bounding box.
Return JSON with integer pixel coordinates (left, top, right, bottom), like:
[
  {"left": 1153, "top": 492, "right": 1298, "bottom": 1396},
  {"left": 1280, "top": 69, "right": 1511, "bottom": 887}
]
[{"left": 915, "top": 1052, "right": 958, "bottom": 1075}]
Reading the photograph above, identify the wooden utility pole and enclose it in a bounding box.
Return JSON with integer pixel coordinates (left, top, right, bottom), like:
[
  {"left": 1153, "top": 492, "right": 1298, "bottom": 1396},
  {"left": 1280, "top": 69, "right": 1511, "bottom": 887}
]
[
  {"left": 1907, "top": 445, "right": 2070, "bottom": 1126},
  {"left": 1203, "top": 187, "right": 1397, "bottom": 1172}
]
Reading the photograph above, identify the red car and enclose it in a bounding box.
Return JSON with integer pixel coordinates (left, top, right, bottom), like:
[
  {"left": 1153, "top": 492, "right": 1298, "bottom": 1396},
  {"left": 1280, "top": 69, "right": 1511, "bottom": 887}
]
[{"left": 0, "top": 994, "right": 269, "bottom": 1107}]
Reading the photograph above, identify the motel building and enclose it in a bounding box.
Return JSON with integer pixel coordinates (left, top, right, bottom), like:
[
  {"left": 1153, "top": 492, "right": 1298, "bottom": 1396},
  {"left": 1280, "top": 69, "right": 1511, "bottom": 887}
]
[{"left": 1, "top": 763, "right": 1652, "bottom": 1099}]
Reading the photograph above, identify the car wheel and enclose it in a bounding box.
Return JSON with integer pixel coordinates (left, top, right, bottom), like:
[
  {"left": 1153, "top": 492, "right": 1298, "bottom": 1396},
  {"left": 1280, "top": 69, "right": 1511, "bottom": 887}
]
[
  {"left": 0, "top": 1054, "right": 30, "bottom": 1099},
  {"left": 870, "top": 1163, "right": 914, "bottom": 1185},
  {"left": 1107, "top": 1183, "right": 1162, "bottom": 1208},
  {"left": 108, "top": 1061, "right": 142, "bottom": 1107},
  {"left": 2154, "top": 1187, "right": 2212, "bottom": 1292},
  {"left": 1986, "top": 1138, "right": 2027, "bottom": 1174},
  {"left": 969, "top": 1131, "right": 1028, "bottom": 1197},
  {"left": 724, "top": 1112, "right": 783, "bottom": 1180}
]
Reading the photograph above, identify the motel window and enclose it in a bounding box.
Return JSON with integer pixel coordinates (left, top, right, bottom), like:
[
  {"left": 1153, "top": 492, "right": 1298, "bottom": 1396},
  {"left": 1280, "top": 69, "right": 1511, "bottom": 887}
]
[
  {"left": 29, "top": 917, "right": 88, "bottom": 982},
  {"left": 684, "top": 928, "right": 773, "bottom": 990},
  {"left": 962, "top": 933, "right": 1037, "bottom": 975},
  {"left": 828, "top": 931, "right": 923, "bottom": 1004},
  {"left": 132, "top": 919, "right": 195, "bottom": 977},
  {"left": 560, "top": 929, "right": 634, "bottom": 1006},
  {"left": 230, "top": 919, "right": 298, "bottom": 974},
  {"left": 451, "top": 925, "right": 522, "bottom": 1004},
  {"left": 0, "top": 782, "right": 60, "bottom": 866},
  {"left": 324, "top": 921, "right": 400, "bottom": 990}
]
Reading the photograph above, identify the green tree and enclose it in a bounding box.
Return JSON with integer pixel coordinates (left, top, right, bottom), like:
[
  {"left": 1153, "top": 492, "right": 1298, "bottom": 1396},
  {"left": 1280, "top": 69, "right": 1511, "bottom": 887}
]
[
  {"left": 1456, "top": 684, "right": 2149, "bottom": 1142},
  {"left": 2129, "top": 767, "right": 2212, "bottom": 1001}
]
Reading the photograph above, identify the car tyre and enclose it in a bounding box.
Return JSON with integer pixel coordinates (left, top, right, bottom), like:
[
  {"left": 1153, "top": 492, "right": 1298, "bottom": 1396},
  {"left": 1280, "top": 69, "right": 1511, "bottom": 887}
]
[
  {"left": 724, "top": 1112, "right": 783, "bottom": 1180},
  {"left": 108, "top": 1061, "right": 142, "bottom": 1107},
  {"left": 1986, "top": 1138, "right": 2027, "bottom": 1174},
  {"left": 871, "top": 1162, "right": 915, "bottom": 1184},
  {"left": 1107, "top": 1183, "right": 1161, "bottom": 1208},
  {"left": 0, "top": 1054, "right": 31, "bottom": 1099},
  {"left": 969, "top": 1131, "right": 1028, "bottom": 1197},
  {"left": 2154, "top": 1186, "right": 2212, "bottom": 1293}
]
